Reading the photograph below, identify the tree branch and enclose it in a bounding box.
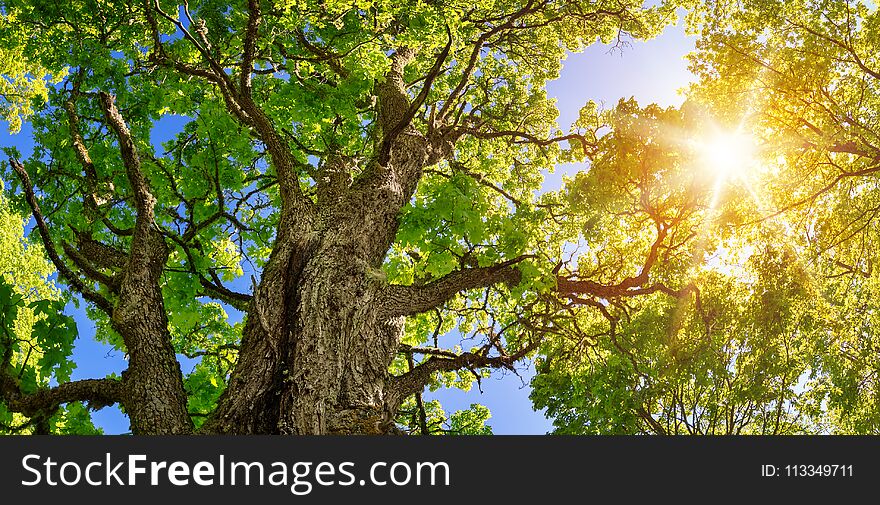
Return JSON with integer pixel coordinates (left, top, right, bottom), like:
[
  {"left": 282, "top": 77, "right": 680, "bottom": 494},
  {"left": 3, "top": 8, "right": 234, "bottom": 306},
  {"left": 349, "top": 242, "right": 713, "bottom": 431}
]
[
  {"left": 556, "top": 223, "right": 668, "bottom": 298},
  {"left": 378, "top": 26, "right": 453, "bottom": 166},
  {"left": 9, "top": 159, "right": 114, "bottom": 315},
  {"left": 74, "top": 232, "right": 128, "bottom": 269},
  {"left": 144, "top": 0, "right": 314, "bottom": 232},
  {"left": 437, "top": 1, "right": 539, "bottom": 122},
  {"left": 61, "top": 241, "right": 120, "bottom": 291},
  {"left": 63, "top": 85, "right": 102, "bottom": 213},
  {"left": 458, "top": 127, "right": 596, "bottom": 155},
  {"left": 162, "top": 232, "right": 252, "bottom": 311},
  {"left": 99, "top": 92, "right": 156, "bottom": 224},
  {"left": 0, "top": 370, "right": 123, "bottom": 419},
  {"left": 786, "top": 18, "right": 880, "bottom": 81},
  {"left": 405, "top": 353, "right": 430, "bottom": 435},
  {"left": 389, "top": 339, "right": 539, "bottom": 410},
  {"left": 240, "top": 0, "right": 261, "bottom": 96},
  {"left": 379, "top": 256, "right": 526, "bottom": 318}
]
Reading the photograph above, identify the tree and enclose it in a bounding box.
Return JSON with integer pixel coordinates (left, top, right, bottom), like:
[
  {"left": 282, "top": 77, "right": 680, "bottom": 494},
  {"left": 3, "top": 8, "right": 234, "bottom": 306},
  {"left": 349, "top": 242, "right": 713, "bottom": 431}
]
[
  {"left": 533, "top": 239, "right": 824, "bottom": 434},
  {"left": 0, "top": 0, "right": 701, "bottom": 435},
  {"left": 528, "top": 99, "right": 828, "bottom": 434},
  {"left": 530, "top": 0, "right": 880, "bottom": 434},
  {"left": 9, "top": 0, "right": 880, "bottom": 436},
  {"left": 677, "top": 0, "right": 880, "bottom": 433}
]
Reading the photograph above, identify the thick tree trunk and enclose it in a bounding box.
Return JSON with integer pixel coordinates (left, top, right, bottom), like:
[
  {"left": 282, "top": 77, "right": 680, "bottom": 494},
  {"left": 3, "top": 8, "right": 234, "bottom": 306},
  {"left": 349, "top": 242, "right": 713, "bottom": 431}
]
[
  {"left": 203, "top": 244, "right": 404, "bottom": 434},
  {"left": 203, "top": 138, "right": 429, "bottom": 435},
  {"left": 204, "top": 221, "right": 409, "bottom": 434},
  {"left": 276, "top": 240, "right": 403, "bottom": 434},
  {"left": 200, "top": 224, "right": 308, "bottom": 434},
  {"left": 202, "top": 46, "right": 439, "bottom": 436}
]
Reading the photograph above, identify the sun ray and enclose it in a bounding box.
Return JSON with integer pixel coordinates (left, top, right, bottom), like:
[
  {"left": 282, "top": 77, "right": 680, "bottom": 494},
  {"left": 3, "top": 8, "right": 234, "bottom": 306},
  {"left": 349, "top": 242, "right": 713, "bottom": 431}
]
[{"left": 693, "top": 128, "right": 760, "bottom": 210}]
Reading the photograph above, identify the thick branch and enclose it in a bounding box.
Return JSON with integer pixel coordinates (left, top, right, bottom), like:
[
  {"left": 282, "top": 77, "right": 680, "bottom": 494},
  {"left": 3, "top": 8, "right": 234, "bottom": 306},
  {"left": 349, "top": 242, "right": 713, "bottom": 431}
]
[
  {"left": 144, "top": 0, "right": 314, "bottom": 231},
  {"left": 0, "top": 372, "right": 123, "bottom": 418},
  {"left": 389, "top": 340, "right": 539, "bottom": 408},
  {"left": 375, "top": 47, "right": 418, "bottom": 142},
  {"left": 556, "top": 224, "right": 668, "bottom": 298},
  {"left": 240, "top": 0, "right": 261, "bottom": 96},
  {"left": 95, "top": 92, "right": 193, "bottom": 434},
  {"left": 65, "top": 92, "right": 129, "bottom": 234},
  {"left": 74, "top": 233, "right": 128, "bottom": 269},
  {"left": 198, "top": 276, "right": 252, "bottom": 312},
  {"left": 99, "top": 92, "right": 156, "bottom": 224},
  {"left": 63, "top": 91, "right": 102, "bottom": 212},
  {"left": 61, "top": 241, "right": 120, "bottom": 291},
  {"left": 378, "top": 28, "right": 453, "bottom": 166},
  {"left": 379, "top": 257, "right": 525, "bottom": 318}
]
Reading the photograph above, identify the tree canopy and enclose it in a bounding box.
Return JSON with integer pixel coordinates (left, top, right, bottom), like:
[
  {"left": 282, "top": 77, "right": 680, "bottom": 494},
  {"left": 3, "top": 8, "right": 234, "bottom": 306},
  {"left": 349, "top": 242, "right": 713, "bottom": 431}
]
[{"left": 1, "top": 0, "right": 880, "bottom": 434}]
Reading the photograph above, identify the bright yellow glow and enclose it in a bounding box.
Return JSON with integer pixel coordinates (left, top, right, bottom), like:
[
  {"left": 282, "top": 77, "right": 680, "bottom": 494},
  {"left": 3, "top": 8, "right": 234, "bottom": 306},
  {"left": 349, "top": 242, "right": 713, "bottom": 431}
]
[
  {"left": 688, "top": 127, "right": 766, "bottom": 213},
  {"left": 698, "top": 131, "right": 757, "bottom": 182}
]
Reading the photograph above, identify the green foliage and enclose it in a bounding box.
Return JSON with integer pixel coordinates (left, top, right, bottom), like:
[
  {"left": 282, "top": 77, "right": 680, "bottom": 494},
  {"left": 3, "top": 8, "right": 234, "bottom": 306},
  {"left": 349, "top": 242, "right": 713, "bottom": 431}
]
[
  {"left": 5, "top": 0, "right": 880, "bottom": 435},
  {"left": 0, "top": 189, "right": 101, "bottom": 433},
  {"left": 669, "top": 0, "right": 880, "bottom": 433},
  {"left": 395, "top": 397, "right": 494, "bottom": 435},
  {"left": 0, "top": 11, "right": 65, "bottom": 132},
  {"left": 533, "top": 239, "right": 823, "bottom": 434}
]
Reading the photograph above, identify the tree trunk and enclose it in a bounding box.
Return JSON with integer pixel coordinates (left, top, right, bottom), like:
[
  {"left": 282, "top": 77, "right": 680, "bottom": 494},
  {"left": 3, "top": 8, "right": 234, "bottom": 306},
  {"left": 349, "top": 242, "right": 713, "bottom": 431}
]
[
  {"left": 201, "top": 43, "right": 437, "bottom": 435},
  {"left": 203, "top": 137, "right": 429, "bottom": 435},
  {"left": 203, "top": 241, "right": 405, "bottom": 434},
  {"left": 276, "top": 239, "right": 403, "bottom": 434},
  {"left": 200, "top": 224, "right": 308, "bottom": 434}
]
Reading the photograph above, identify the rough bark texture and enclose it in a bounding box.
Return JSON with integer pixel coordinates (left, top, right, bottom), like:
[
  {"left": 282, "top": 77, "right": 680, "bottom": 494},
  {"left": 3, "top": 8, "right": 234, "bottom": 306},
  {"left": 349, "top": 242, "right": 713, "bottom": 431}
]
[
  {"left": 100, "top": 92, "right": 193, "bottom": 434},
  {"left": 276, "top": 252, "right": 401, "bottom": 435},
  {"left": 203, "top": 135, "right": 431, "bottom": 435},
  {"left": 200, "top": 229, "right": 310, "bottom": 434}
]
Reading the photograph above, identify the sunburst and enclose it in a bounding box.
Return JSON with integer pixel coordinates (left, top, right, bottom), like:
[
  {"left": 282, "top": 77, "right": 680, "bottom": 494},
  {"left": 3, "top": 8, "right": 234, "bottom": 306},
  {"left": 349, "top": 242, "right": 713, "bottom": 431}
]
[
  {"left": 699, "top": 131, "right": 757, "bottom": 182},
  {"left": 692, "top": 128, "right": 761, "bottom": 210}
]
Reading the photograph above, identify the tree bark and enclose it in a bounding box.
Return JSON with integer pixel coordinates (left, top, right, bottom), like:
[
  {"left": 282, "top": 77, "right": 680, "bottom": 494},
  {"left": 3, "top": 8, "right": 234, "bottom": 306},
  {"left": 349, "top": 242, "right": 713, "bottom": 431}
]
[
  {"left": 276, "top": 249, "right": 402, "bottom": 434},
  {"left": 204, "top": 140, "right": 429, "bottom": 434},
  {"left": 200, "top": 227, "right": 312, "bottom": 434},
  {"left": 99, "top": 92, "right": 192, "bottom": 434}
]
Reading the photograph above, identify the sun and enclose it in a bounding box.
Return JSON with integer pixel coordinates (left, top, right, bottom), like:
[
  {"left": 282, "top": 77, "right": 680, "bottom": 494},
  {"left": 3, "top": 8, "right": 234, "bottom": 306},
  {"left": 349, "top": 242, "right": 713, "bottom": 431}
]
[
  {"left": 697, "top": 131, "right": 757, "bottom": 182},
  {"left": 689, "top": 127, "right": 765, "bottom": 211}
]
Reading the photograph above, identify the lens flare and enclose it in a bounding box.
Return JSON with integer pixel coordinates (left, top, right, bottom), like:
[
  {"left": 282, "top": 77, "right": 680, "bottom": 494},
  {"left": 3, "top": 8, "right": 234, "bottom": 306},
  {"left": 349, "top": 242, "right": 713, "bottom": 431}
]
[{"left": 699, "top": 131, "right": 757, "bottom": 183}]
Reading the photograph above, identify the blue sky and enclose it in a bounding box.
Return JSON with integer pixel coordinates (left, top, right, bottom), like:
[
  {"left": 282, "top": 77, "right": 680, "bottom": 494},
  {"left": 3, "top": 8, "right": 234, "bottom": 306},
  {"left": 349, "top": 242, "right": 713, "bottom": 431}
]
[{"left": 1, "top": 20, "right": 695, "bottom": 435}]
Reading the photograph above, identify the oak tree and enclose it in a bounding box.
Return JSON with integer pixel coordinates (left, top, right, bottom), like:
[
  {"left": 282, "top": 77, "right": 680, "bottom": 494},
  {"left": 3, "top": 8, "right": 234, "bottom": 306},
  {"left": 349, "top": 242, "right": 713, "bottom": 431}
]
[
  {"left": 0, "top": 0, "right": 690, "bottom": 434},
  {"left": 7, "top": 0, "right": 879, "bottom": 436}
]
